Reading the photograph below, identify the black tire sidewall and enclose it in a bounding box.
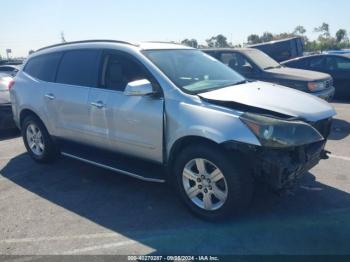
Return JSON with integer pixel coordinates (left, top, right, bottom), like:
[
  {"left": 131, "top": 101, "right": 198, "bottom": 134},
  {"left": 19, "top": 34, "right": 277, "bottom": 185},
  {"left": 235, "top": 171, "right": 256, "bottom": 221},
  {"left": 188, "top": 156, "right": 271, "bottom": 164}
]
[
  {"left": 173, "top": 144, "right": 253, "bottom": 220},
  {"left": 22, "top": 116, "right": 56, "bottom": 163}
]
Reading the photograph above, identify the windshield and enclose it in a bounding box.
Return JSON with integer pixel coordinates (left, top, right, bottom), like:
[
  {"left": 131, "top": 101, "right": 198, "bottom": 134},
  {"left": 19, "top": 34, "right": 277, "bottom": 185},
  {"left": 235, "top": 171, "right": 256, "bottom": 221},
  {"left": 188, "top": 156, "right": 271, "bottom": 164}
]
[
  {"left": 244, "top": 49, "right": 281, "bottom": 70},
  {"left": 143, "top": 49, "right": 246, "bottom": 94}
]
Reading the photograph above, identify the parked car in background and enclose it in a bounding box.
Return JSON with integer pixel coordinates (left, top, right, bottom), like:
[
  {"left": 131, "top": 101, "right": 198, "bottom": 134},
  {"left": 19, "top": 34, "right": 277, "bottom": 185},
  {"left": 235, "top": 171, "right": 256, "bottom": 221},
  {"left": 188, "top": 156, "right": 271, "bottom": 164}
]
[
  {"left": 203, "top": 48, "right": 335, "bottom": 101},
  {"left": 323, "top": 50, "right": 350, "bottom": 55},
  {"left": 248, "top": 37, "right": 304, "bottom": 62},
  {"left": 0, "top": 73, "right": 16, "bottom": 130},
  {"left": 0, "top": 65, "right": 20, "bottom": 77},
  {"left": 282, "top": 54, "right": 350, "bottom": 100},
  {"left": 0, "top": 59, "right": 24, "bottom": 66},
  {"left": 10, "top": 40, "right": 335, "bottom": 219}
]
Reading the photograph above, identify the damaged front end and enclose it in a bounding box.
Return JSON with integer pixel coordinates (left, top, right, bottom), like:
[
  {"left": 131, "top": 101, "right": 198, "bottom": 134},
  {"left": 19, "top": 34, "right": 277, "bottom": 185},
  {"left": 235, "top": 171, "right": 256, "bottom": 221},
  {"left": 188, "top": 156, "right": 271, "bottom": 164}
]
[
  {"left": 200, "top": 86, "right": 335, "bottom": 190},
  {"left": 223, "top": 114, "right": 333, "bottom": 190},
  {"left": 224, "top": 139, "right": 330, "bottom": 190},
  {"left": 252, "top": 140, "right": 328, "bottom": 190}
]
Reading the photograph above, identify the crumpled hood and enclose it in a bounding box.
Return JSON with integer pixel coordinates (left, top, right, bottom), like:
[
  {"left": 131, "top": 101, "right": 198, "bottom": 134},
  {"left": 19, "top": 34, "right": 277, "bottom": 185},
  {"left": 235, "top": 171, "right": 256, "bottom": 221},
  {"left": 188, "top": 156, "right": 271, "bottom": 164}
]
[
  {"left": 265, "top": 67, "right": 330, "bottom": 82},
  {"left": 199, "top": 81, "right": 336, "bottom": 122}
]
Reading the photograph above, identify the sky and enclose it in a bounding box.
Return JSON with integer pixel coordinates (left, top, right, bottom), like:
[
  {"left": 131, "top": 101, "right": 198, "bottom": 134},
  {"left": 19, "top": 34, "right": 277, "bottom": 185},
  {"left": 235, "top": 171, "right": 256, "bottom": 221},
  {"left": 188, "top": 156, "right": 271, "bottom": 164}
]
[{"left": 1, "top": 0, "right": 350, "bottom": 58}]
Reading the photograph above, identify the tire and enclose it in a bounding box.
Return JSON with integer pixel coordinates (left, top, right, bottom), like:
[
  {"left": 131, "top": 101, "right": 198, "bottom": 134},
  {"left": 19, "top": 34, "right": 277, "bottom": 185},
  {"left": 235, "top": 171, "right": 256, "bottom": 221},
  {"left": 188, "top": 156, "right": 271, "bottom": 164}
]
[
  {"left": 22, "top": 115, "right": 57, "bottom": 163},
  {"left": 173, "top": 144, "right": 254, "bottom": 220}
]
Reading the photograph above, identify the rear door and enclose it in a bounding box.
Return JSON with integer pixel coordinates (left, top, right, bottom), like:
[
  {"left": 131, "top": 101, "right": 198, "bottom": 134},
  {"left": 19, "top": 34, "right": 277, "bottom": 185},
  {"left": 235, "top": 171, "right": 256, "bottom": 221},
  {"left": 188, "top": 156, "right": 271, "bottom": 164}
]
[
  {"left": 87, "top": 50, "right": 164, "bottom": 162},
  {"left": 45, "top": 49, "right": 101, "bottom": 142}
]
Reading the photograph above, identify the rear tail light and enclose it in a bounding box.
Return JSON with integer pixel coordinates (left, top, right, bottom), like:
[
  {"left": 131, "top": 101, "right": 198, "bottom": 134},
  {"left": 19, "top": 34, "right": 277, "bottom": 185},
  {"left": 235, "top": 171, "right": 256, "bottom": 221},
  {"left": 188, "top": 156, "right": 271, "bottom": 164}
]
[{"left": 8, "top": 80, "right": 15, "bottom": 90}]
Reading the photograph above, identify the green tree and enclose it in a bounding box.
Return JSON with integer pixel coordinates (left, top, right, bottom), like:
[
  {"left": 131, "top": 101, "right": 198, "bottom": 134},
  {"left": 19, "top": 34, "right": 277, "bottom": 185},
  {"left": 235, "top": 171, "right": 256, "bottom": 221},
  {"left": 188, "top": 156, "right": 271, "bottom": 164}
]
[
  {"left": 335, "top": 29, "right": 347, "bottom": 42},
  {"left": 247, "top": 34, "right": 261, "bottom": 44},
  {"left": 314, "top": 22, "right": 330, "bottom": 38},
  {"left": 293, "top": 25, "right": 306, "bottom": 35},
  {"left": 181, "top": 38, "right": 198, "bottom": 48},
  {"left": 273, "top": 32, "right": 294, "bottom": 40},
  {"left": 206, "top": 34, "right": 230, "bottom": 48},
  {"left": 260, "top": 32, "right": 273, "bottom": 42}
]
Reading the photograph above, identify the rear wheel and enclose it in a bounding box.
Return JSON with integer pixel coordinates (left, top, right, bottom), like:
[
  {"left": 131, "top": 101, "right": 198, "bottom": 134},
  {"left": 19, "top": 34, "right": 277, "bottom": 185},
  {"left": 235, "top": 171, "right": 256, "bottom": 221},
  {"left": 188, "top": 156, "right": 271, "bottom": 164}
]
[
  {"left": 22, "top": 115, "right": 57, "bottom": 163},
  {"left": 173, "top": 144, "right": 253, "bottom": 220}
]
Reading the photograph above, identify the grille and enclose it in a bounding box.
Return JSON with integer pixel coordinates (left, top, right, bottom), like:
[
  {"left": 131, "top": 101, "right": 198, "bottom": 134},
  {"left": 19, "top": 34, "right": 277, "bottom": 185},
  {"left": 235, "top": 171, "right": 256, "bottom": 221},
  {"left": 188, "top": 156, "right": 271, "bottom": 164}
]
[
  {"left": 324, "top": 79, "right": 333, "bottom": 89},
  {"left": 311, "top": 118, "right": 332, "bottom": 138}
]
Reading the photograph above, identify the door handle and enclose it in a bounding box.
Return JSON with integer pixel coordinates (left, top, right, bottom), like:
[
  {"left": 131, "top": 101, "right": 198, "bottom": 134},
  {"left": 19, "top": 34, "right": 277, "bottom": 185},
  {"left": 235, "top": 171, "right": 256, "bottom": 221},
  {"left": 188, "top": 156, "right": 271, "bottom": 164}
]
[
  {"left": 45, "top": 93, "right": 55, "bottom": 100},
  {"left": 90, "top": 101, "right": 105, "bottom": 109}
]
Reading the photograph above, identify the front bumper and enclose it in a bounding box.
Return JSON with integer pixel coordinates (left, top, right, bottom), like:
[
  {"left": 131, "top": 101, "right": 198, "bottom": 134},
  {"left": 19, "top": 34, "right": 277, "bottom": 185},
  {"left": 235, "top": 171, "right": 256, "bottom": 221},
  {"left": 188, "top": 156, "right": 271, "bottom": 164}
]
[
  {"left": 252, "top": 141, "right": 327, "bottom": 189},
  {"left": 224, "top": 140, "right": 327, "bottom": 190},
  {"left": 311, "top": 86, "right": 335, "bottom": 101},
  {"left": 224, "top": 115, "right": 332, "bottom": 190},
  {"left": 0, "top": 103, "right": 16, "bottom": 130}
]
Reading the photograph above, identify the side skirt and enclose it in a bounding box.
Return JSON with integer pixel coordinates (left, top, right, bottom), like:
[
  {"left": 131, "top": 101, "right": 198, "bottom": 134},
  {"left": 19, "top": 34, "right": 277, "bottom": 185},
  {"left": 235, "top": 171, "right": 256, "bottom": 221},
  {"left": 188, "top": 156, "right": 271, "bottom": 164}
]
[{"left": 58, "top": 139, "right": 166, "bottom": 183}]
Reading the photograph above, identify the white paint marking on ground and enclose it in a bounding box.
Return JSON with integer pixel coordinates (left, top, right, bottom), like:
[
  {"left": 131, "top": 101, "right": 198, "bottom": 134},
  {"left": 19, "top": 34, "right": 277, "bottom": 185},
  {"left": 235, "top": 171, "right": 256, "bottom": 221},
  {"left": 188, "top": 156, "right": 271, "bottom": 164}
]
[
  {"left": 0, "top": 232, "right": 121, "bottom": 244},
  {"left": 329, "top": 154, "right": 350, "bottom": 161},
  {"left": 61, "top": 240, "right": 139, "bottom": 255}
]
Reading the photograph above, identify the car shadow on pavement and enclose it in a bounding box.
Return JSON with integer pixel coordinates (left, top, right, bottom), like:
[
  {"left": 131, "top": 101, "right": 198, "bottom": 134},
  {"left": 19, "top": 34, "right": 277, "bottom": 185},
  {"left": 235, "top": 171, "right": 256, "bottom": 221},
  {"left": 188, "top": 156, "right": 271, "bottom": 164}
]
[
  {"left": 329, "top": 118, "right": 350, "bottom": 140},
  {"left": 0, "top": 128, "right": 20, "bottom": 141},
  {"left": 1, "top": 153, "right": 350, "bottom": 254}
]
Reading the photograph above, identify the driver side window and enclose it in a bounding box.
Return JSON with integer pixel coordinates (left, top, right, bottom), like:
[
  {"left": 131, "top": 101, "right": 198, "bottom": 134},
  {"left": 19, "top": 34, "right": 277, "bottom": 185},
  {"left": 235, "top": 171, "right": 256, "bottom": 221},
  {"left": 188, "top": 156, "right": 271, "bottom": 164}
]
[
  {"left": 101, "top": 53, "right": 150, "bottom": 92},
  {"left": 220, "top": 52, "right": 253, "bottom": 74}
]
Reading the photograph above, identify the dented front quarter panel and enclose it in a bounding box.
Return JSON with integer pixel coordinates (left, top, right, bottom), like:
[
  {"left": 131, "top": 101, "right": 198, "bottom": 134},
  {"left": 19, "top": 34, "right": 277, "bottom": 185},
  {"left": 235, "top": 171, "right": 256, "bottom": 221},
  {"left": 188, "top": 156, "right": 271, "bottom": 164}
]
[{"left": 165, "top": 95, "right": 261, "bottom": 158}]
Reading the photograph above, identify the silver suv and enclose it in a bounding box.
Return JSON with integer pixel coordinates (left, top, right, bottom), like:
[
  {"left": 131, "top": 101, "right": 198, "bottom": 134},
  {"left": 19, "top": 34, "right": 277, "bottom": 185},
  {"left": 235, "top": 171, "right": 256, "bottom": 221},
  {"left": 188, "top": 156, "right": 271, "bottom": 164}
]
[{"left": 10, "top": 40, "right": 336, "bottom": 219}]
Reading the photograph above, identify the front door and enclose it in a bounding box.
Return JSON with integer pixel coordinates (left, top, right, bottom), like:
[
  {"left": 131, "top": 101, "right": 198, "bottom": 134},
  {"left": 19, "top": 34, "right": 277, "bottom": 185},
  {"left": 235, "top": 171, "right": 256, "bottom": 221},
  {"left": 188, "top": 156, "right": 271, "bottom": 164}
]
[{"left": 88, "top": 51, "right": 164, "bottom": 162}]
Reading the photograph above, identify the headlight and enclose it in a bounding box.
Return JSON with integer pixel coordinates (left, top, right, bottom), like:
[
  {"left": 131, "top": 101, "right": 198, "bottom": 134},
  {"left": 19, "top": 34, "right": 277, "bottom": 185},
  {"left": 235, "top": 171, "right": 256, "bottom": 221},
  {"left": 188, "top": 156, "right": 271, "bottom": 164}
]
[
  {"left": 240, "top": 113, "right": 324, "bottom": 148},
  {"left": 307, "top": 81, "right": 325, "bottom": 92}
]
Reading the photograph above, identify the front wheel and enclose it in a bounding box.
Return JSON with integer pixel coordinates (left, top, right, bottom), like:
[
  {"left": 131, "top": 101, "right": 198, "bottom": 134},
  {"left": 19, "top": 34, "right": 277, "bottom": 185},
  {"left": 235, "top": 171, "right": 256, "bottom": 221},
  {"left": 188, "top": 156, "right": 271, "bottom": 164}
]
[{"left": 173, "top": 144, "right": 254, "bottom": 220}]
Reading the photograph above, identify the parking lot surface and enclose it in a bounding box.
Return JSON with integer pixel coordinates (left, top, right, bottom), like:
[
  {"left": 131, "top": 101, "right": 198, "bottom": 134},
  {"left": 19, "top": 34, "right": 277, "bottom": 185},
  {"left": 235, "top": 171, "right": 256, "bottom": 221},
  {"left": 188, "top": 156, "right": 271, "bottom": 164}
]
[{"left": 0, "top": 102, "right": 350, "bottom": 255}]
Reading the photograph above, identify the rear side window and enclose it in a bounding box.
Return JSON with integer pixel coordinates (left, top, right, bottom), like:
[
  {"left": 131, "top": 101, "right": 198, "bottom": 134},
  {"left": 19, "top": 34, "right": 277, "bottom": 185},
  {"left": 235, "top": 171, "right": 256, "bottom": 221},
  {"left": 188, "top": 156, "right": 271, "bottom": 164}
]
[
  {"left": 24, "top": 53, "right": 62, "bottom": 82},
  {"left": 56, "top": 50, "right": 100, "bottom": 87},
  {"left": 334, "top": 57, "right": 350, "bottom": 70}
]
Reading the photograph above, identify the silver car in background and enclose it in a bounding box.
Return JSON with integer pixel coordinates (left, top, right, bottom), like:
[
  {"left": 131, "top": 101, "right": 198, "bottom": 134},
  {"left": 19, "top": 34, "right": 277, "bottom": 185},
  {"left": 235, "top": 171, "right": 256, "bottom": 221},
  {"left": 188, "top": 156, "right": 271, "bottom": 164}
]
[
  {"left": 0, "top": 73, "right": 16, "bottom": 130},
  {"left": 10, "top": 40, "right": 336, "bottom": 219}
]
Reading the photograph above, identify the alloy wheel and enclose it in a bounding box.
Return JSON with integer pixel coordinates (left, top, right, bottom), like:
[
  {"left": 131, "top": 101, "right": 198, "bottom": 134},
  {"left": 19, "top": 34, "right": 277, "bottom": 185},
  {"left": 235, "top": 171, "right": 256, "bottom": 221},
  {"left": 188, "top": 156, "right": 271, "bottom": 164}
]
[
  {"left": 182, "top": 158, "right": 228, "bottom": 211},
  {"left": 26, "top": 123, "right": 45, "bottom": 156}
]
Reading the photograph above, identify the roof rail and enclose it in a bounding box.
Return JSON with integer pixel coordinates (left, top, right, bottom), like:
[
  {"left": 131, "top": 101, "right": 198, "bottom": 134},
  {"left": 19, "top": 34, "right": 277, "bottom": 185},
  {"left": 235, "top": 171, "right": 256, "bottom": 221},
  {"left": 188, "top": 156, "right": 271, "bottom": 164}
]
[
  {"left": 36, "top": 39, "right": 135, "bottom": 52},
  {"left": 144, "top": 41, "right": 182, "bottom": 45}
]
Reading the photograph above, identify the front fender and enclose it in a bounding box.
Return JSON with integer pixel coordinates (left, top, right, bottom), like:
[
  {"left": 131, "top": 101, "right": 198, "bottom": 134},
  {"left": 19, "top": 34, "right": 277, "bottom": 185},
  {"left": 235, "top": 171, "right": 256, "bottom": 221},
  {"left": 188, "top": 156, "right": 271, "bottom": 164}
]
[{"left": 165, "top": 100, "right": 261, "bottom": 158}]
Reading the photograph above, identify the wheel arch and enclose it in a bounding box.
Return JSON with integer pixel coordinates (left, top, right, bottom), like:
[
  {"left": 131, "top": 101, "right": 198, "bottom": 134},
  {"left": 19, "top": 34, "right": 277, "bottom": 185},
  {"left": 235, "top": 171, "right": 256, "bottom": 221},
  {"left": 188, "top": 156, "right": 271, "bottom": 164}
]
[
  {"left": 19, "top": 108, "right": 46, "bottom": 129},
  {"left": 167, "top": 135, "right": 251, "bottom": 174}
]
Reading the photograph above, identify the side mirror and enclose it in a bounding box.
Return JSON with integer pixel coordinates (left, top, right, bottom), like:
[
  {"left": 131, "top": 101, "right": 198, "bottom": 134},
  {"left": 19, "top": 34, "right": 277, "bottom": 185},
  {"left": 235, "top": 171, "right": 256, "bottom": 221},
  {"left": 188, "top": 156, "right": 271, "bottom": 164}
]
[
  {"left": 124, "top": 79, "right": 154, "bottom": 96},
  {"left": 242, "top": 65, "right": 253, "bottom": 73}
]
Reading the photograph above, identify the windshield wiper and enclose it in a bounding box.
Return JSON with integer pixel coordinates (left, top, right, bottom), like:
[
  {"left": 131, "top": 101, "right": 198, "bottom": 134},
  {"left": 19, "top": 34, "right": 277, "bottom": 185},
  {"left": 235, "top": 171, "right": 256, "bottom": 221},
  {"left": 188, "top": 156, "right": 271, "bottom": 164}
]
[{"left": 264, "top": 65, "right": 282, "bottom": 70}]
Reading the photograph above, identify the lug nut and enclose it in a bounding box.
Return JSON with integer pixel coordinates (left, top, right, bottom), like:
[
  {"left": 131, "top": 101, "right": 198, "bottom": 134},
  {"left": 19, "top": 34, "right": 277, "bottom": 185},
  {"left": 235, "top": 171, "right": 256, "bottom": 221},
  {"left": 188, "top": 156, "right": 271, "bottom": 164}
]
[
  {"left": 207, "top": 179, "right": 211, "bottom": 183},
  {"left": 198, "top": 185, "right": 202, "bottom": 189},
  {"left": 204, "top": 188, "right": 208, "bottom": 193},
  {"left": 201, "top": 175, "right": 205, "bottom": 179},
  {"left": 208, "top": 186, "right": 212, "bottom": 190},
  {"left": 197, "top": 178, "right": 201, "bottom": 183}
]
